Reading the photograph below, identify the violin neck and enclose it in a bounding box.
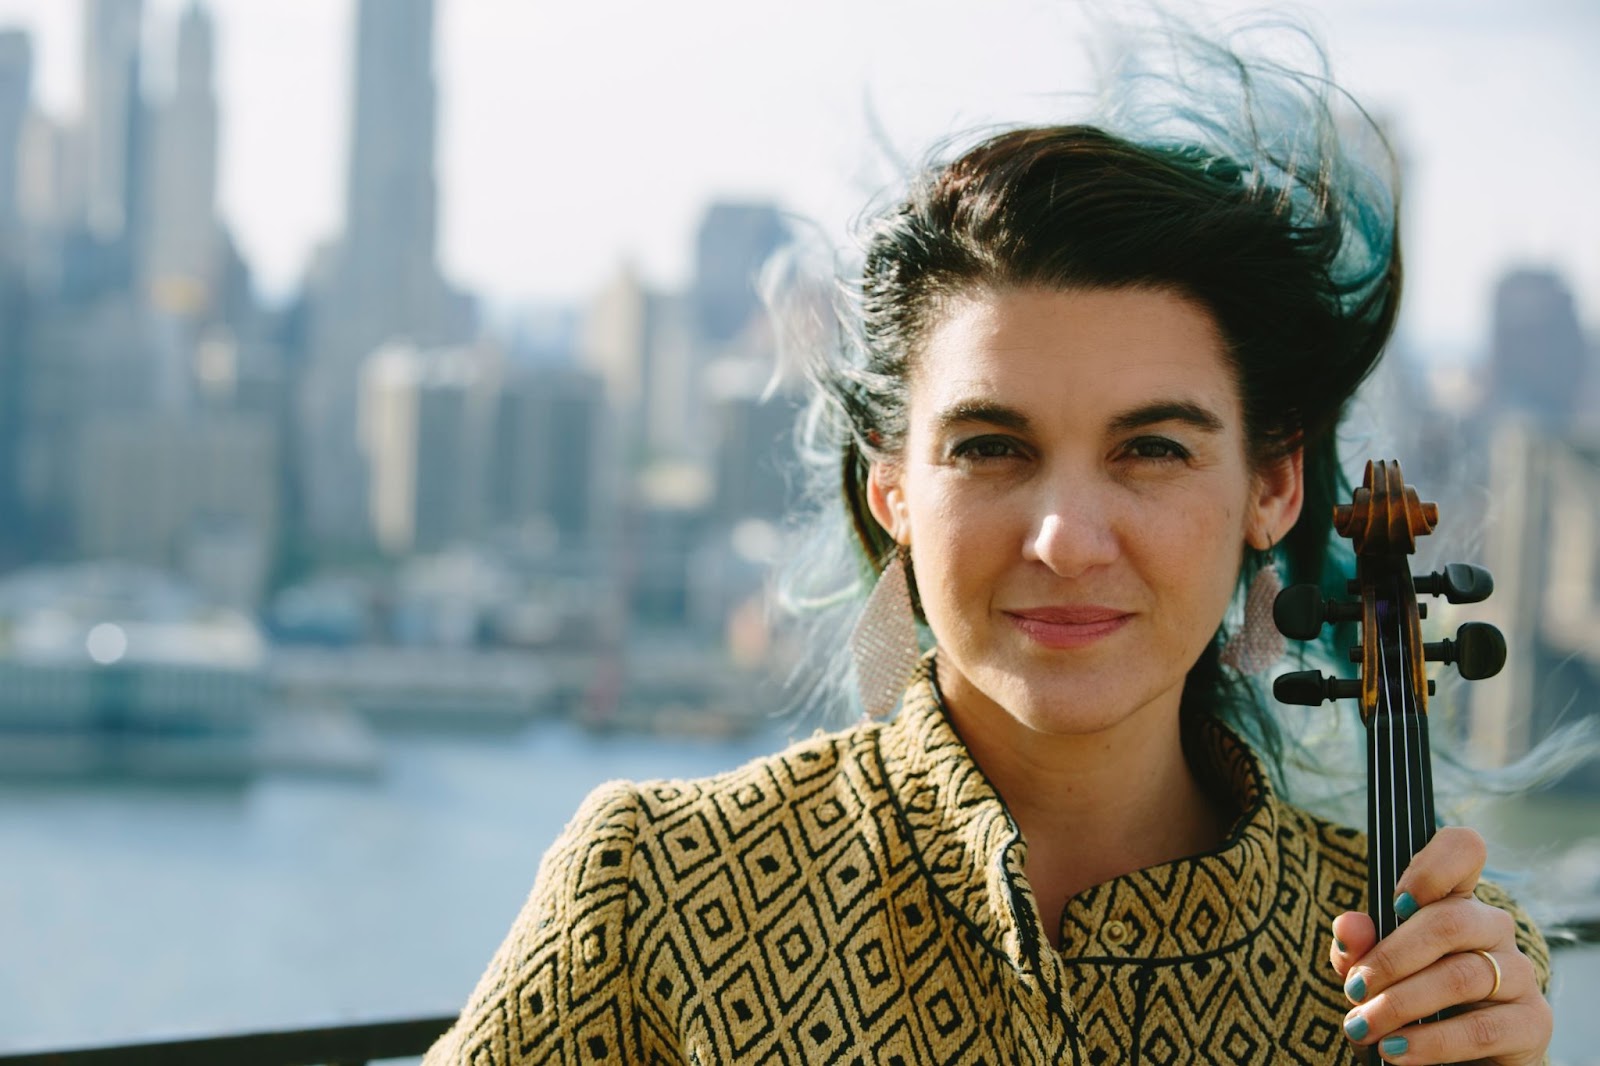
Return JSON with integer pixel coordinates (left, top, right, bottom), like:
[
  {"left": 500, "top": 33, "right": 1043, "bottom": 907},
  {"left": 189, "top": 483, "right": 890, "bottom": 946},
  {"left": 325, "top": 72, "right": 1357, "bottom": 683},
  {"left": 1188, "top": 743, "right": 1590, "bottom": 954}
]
[{"left": 1366, "top": 708, "right": 1437, "bottom": 941}]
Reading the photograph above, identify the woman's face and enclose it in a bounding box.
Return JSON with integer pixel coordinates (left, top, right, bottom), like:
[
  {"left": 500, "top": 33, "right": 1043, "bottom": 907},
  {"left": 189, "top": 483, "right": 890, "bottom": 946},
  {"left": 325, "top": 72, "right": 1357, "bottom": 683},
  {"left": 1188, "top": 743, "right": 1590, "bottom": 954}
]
[{"left": 869, "top": 286, "right": 1301, "bottom": 740}]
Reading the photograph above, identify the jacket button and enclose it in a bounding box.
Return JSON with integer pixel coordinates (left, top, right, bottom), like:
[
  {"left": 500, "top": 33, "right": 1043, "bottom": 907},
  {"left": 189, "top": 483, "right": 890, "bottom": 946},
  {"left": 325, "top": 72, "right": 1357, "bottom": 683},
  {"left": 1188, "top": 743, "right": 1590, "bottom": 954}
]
[{"left": 1103, "top": 920, "right": 1127, "bottom": 945}]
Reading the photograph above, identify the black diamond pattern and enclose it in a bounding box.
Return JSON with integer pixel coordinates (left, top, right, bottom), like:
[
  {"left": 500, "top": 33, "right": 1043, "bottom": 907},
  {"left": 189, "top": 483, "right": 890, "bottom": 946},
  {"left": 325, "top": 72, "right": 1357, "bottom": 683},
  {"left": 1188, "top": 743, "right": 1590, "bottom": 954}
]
[{"left": 424, "top": 664, "right": 1553, "bottom": 1065}]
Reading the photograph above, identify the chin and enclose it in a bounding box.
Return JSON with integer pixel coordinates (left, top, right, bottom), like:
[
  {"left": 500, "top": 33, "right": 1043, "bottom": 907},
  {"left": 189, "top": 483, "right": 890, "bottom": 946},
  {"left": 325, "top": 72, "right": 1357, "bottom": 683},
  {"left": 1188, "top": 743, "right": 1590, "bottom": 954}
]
[{"left": 973, "top": 665, "right": 1151, "bottom": 738}]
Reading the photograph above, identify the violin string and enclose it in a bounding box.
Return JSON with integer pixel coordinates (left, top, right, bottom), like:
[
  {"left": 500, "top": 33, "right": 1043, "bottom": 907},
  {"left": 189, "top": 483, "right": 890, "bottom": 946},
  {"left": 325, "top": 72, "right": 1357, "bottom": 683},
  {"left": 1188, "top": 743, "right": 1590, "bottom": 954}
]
[
  {"left": 1391, "top": 579, "right": 1415, "bottom": 937},
  {"left": 1376, "top": 595, "right": 1399, "bottom": 941}
]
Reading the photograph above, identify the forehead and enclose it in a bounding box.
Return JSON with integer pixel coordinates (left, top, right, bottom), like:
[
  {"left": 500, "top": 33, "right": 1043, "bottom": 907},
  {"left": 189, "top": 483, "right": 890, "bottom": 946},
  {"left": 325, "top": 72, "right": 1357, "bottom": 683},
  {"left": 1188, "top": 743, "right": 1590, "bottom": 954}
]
[{"left": 910, "top": 286, "right": 1240, "bottom": 421}]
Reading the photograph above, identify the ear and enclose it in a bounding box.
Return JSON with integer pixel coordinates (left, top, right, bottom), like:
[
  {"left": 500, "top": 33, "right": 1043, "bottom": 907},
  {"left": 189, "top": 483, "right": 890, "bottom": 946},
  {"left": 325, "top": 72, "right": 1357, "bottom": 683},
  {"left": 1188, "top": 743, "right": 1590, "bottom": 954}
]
[
  {"left": 866, "top": 462, "right": 910, "bottom": 545},
  {"left": 1247, "top": 448, "right": 1304, "bottom": 550}
]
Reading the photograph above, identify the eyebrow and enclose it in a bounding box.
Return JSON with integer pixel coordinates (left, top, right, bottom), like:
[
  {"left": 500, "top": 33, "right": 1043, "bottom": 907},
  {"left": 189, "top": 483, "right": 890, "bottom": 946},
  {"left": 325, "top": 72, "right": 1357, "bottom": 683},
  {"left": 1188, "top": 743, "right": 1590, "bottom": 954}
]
[{"left": 933, "top": 398, "right": 1227, "bottom": 435}]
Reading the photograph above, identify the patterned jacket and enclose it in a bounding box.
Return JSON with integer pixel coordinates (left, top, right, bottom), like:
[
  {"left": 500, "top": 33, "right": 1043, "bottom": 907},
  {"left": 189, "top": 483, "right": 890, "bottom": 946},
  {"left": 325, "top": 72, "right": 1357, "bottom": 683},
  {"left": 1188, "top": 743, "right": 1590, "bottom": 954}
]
[{"left": 424, "top": 664, "right": 1548, "bottom": 1064}]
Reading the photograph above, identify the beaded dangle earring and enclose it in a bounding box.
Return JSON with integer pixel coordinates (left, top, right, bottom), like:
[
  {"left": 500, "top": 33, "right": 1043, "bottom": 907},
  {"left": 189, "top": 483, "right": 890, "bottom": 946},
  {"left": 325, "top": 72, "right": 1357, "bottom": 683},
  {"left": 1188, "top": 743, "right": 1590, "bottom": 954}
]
[
  {"left": 1220, "top": 540, "right": 1286, "bottom": 675},
  {"left": 850, "top": 546, "right": 921, "bottom": 718}
]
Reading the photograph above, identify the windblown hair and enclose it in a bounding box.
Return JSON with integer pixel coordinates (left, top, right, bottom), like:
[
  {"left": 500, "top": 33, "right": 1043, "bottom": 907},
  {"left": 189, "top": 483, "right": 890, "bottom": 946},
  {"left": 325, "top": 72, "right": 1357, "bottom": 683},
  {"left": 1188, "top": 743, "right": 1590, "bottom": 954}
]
[{"left": 774, "top": 18, "right": 1402, "bottom": 795}]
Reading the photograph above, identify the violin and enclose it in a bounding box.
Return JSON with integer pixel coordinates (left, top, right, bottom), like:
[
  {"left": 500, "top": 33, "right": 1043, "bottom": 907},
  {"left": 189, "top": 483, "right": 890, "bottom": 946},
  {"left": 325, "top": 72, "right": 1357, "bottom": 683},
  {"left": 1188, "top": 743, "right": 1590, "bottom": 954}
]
[{"left": 1270, "top": 459, "right": 1506, "bottom": 1066}]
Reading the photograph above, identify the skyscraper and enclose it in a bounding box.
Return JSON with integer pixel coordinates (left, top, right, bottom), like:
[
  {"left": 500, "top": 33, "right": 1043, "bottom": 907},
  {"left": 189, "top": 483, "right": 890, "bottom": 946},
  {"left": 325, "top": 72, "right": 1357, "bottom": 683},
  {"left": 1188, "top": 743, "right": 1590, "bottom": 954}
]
[
  {"left": 82, "top": 0, "right": 144, "bottom": 245},
  {"left": 343, "top": 0, "right": 442, "bottom": 341},
  {"left": 1488, "top": 268, "right": 1589, "bottom": 426},
  {"left": 0, "top": 31, "right": 27, "bottom": 559},
  {"left": 691, "top": 201, "right": 789, "bottom": 345},
  {"left": 144, "top": 2, "right": 218, "bottom": 316},
  {"left": 301, "top": 0, "right": 467, "bottom": 546},
  {"left": 0, "top": 29, "right": 31, "bottom": 236}
]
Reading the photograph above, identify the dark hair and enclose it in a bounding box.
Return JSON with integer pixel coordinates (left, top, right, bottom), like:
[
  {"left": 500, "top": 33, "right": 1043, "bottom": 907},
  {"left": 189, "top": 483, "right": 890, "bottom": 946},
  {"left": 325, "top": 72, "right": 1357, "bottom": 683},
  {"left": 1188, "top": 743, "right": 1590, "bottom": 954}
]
[{"left": 813, "top": 114, "right": 1400, "bottom": 784}]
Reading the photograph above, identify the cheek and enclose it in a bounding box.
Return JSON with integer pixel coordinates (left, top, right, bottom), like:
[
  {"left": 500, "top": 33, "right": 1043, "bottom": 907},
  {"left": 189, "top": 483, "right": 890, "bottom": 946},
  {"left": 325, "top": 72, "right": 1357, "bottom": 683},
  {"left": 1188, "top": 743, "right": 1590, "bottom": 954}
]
[
  {"left": 1149, "top": 492, "right": 1247, "bottom": 608},
  {"left": 906, "top": 482, "right": 1012, "bottom": 625}
]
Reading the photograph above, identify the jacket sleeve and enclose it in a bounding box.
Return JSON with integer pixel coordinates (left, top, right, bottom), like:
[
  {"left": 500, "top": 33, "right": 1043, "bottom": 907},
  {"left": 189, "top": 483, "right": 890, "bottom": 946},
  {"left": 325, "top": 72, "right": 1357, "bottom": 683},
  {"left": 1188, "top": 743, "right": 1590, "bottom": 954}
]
[
  {"left": 1473, "top": 879, "right": 1551, "bottom": 996},
  {"left": 423, "top": 780, "right": 642, "bottom": 1066}
]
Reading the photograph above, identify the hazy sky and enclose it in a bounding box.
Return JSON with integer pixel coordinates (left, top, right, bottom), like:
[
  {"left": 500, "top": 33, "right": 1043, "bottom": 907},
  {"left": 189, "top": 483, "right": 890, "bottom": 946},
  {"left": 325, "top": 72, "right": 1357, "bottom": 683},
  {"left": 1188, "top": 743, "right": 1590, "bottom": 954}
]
[{"left": 1, "top": 0, "right": 1596, "bottom": 361}]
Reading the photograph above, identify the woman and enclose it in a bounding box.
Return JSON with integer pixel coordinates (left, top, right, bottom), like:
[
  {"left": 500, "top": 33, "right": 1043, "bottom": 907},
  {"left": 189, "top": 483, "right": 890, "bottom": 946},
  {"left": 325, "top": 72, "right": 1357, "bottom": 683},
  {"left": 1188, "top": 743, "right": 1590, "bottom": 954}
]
[{"left": 424, "top": 26, "right": 1552, "bottom": 1066}]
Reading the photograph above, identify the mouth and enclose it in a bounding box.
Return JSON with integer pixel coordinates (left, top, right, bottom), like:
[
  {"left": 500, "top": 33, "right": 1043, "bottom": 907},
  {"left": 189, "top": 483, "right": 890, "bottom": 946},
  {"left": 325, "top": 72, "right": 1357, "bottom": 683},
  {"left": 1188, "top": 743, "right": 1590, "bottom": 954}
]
[{"left": 1002, "top": 606, "right": 1132, "bottom": 649}]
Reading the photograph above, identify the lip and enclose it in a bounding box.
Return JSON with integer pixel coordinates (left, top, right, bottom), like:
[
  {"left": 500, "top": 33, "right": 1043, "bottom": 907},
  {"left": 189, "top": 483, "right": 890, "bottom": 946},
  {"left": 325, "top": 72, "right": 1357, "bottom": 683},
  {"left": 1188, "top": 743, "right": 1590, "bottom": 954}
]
[{"left": 1003, "top": 606, "right": 1132, "bottom": 649}]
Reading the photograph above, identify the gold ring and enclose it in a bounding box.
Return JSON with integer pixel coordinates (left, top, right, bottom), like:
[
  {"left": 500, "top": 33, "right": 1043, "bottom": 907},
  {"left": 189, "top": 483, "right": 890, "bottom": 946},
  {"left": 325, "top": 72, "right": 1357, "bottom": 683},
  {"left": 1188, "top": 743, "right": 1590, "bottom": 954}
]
[{"left": 1473, "top": 949, "right": 1502, "bottom": 1000}]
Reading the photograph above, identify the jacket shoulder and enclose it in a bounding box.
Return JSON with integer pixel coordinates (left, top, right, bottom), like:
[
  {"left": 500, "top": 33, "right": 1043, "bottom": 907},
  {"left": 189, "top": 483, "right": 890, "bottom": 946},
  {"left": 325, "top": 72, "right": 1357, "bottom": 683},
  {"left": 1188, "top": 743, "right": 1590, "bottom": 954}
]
[{"left": 422, "top": 778, "right": 643, "bottom": 1064}]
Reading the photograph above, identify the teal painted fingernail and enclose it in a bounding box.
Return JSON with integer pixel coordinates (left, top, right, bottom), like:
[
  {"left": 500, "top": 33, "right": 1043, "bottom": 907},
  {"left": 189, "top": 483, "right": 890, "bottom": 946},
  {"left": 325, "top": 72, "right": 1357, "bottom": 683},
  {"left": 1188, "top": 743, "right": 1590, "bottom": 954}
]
[
  {"left": 1381, "top": 1035, "right": 1408, "bottom": 1056},
  {"left": 1344, "top": 971, "right": 1366, "bottom": 1001},
  {"left": 1333, "top": 936, "right": 1347, "bottom": 953},
  {"left": 1344, "top": 1015, "right": 1369, "bottom": 1041},
  {"left": 1395, "top": 891, "right": 1419, "bottom": 920}
]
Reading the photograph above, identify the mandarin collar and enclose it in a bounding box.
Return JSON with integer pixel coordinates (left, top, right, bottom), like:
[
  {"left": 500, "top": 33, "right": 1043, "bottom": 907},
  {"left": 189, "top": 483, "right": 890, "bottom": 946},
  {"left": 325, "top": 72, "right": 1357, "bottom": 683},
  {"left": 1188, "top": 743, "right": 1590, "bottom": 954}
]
[{"left": 875, "top": 655, "right": 1283, "bottom": 967}]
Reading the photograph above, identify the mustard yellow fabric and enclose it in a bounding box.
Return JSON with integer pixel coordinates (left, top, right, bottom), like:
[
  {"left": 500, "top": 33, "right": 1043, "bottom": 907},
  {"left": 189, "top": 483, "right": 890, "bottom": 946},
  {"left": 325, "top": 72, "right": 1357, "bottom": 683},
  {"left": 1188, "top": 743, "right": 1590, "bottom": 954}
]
[{"left": 424, "top": 663, "right": 1548, "bottom": 1064}]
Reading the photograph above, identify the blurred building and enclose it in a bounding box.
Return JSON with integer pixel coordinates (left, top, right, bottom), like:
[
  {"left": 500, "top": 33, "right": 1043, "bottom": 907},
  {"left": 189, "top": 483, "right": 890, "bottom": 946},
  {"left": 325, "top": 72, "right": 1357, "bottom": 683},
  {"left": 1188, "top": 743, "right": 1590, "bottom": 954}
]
[
  {"left": 1488, "top": 268, "right": 1591, "bottom": 428},
  {"left": 692, "top": 201, "right": 789, "bottom": 345},
  {"left": 579, "top": 267, "right": 703, "bottom": 469},
  {"left": 0, "top": 28, "right": 29, "bottom": 236},
  {"left": 359, "top": 342, "right": 499, "bottom": 555},
  {"left": 1473, "top": 420, "right": 1600, "bottom": 791},
  {"left": 579, "top": 263, "right": 648, "bottom": 436},
  {"left": 142, "top": 2, "right": 218, "bottom": 318},
  {"left": 0, "top": 250, "right": 25, "bottom": 564},
  {"left": 301, "top": 0, "right": 471, "bottom": 547},
  {"left": 17, "top": 297, "right": 160, "bottom": 540},
  {"left": 82, "top": 0, "right": 144, "bottom": 245},
  {"left": 72, "top": 412, "right": 279, "bottom": 605},
  {"left": 489, "top": 365, "right": 610, "bottom": 550},
  {"left": 708, "top": 357, "right": 802, "bottom": 526}
]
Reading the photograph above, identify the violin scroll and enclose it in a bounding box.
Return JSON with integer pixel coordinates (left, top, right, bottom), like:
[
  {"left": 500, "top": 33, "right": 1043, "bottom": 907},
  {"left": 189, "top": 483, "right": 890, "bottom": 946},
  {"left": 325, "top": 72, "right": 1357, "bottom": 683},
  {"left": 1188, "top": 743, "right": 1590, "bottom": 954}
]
[{"left": 1270, "top": 460, "right": 1506, "bottom": 717}]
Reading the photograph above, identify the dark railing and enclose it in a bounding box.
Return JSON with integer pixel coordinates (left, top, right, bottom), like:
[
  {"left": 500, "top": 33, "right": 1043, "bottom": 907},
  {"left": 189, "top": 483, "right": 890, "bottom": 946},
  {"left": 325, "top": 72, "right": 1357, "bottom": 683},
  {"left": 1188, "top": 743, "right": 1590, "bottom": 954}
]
[
  {"left": 0, "top": 1015, "right": 456, "bottom": 1066},
  {"left": 4, "top": 923, "right": 1598, "bottom": 1066}
]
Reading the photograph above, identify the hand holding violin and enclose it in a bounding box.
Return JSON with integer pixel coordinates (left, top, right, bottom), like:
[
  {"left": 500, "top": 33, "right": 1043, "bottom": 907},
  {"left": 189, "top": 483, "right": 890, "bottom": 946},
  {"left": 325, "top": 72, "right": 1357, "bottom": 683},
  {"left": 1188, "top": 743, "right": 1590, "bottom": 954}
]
[
  {"left": 1329, "top": 827, "right": 1552, "bottom": 1065},
  {"left": 1273, "top": 461, "right": 1551, "bottom": 1066}
]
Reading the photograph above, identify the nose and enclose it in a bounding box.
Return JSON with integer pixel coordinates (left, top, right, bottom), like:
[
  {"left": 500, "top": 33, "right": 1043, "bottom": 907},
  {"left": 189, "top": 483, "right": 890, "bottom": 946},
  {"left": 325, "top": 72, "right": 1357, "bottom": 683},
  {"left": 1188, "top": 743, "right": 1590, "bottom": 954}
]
[{"left": 1024, "top": 490, "right": 1120, "bottom": 578}]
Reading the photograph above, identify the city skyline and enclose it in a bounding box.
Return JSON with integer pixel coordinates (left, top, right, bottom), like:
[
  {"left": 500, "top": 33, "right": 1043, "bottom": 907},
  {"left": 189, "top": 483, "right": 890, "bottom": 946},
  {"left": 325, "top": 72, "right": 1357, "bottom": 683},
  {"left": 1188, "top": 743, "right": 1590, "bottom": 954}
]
[{"left": 0, "top": 0, "right": 1595, "bottom": 362}]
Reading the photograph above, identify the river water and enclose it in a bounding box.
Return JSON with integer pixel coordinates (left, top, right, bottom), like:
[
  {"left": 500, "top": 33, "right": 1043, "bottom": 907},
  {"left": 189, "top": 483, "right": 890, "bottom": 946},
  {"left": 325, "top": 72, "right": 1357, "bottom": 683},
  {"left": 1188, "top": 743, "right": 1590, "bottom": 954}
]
[{"left": 2, "top": 719, "right": 1596, "bottom": 1063}]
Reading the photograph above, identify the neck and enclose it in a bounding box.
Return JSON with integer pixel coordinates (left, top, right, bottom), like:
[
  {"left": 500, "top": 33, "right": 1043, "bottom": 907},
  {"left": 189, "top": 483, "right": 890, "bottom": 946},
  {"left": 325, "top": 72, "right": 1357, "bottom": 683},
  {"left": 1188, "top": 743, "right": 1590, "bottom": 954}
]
[{"left": 941, "top": 674, "right": 1224, "bottom": 946}]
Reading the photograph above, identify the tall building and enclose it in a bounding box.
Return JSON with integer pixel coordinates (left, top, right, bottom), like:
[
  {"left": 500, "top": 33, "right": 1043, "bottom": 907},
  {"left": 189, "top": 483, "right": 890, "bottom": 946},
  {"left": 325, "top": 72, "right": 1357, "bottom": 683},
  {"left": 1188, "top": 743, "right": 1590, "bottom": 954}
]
[
  {"left": 707, "top": 356, "right": 802, "bottom": 526},
  {"left": 359, "top": 343, "right": 499, "bottom": 555},
  {"left": 1488, "top": 268, "right": 1589, "bottom": 427},
  {"left": 1473, "top": 421, "right": 1600, "bottom": 791},
  {"left": 0, "top": 31, "right": 30, "bottom": 560},
  {"left": 490, "top": 367, "right": 609, "bottom": 549},
  {"left": 0, "top": 29, "right": 30, "bottom": 235},
  {"left": 300, "top": 0, "right": 469, "bottom": 545},
  {"left": 691, "top": 202, "right": 789, "bottom": 345},
  {"left": 143, "top": 2, "right": 218, "bottom": 317},
  {"left": 0, "top": 240, "right": 26, "bottom": 563},
  {"left": 18, "top": 298, "right": 160, "bottom": 541},
  {"left": 579, "top": 263, "right": 649, "bottom": 427},
  {"left": 81, "top": 0, "right": 145, "bottom": 246},
  {"left": 342, "top": 0, "right": 442, "bottom": 340}
]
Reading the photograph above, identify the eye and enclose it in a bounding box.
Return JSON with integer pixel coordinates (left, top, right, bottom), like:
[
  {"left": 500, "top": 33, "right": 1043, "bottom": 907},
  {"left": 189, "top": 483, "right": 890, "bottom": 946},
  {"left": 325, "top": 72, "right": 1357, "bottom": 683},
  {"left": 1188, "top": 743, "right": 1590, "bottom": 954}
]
[
  {"left": 1122, "top": 436, "right": 1191, "bottom": 462},
  {"left": 949, "top": 435, "right": 1025, "bottom": 462}
]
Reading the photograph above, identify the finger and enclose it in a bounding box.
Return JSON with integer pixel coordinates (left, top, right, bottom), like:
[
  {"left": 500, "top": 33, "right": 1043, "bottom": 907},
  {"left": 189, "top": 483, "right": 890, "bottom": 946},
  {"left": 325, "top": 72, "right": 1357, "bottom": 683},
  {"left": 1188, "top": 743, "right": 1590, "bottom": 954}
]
[
  {"left": 1394, "top": 827, "right": 1487, "bottom": 918},
  {"left": 1346, "top": 1001, "right": 1553, "bottom": 1066},
  {"left": 1341, "top": 897, "right": 1517, "bottom": 1004},
  {"left": 1330, "top": 911, "right": 1375, "bottom": 978},
  {"left": 1343, "top": 947, "right": 1537, "bottom": 1044}
]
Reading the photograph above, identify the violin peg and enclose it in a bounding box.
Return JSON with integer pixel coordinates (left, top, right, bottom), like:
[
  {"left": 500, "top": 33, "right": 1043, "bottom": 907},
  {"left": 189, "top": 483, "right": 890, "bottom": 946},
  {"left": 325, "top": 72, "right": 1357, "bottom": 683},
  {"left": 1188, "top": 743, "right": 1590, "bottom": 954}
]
[
  {"left": 1423, "top": 622, "right": 1507, "bottom": 680},
  {"left": 1272, "top": 584, "right": 1325, "bottom": 640},
  {"left": 1455, "top": 622, "right": 1506, "bottom": 680},
  {"left": 1273, "top": 585, "right": 1362, "bottom": 641},
  {"left": 1414, "top": 563, "right": 1494, "bottom": 604},
  {"left": 1273, "top": 670, "right": 1361, "bottom": 706}
]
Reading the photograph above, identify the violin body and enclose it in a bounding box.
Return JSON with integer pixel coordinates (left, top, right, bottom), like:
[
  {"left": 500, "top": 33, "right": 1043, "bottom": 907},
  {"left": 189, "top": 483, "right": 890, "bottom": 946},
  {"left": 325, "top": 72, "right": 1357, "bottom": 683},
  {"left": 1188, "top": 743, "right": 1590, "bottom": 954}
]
[{"left": 1271, "top": 460, "right": 1506, "bottom": 1064}]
